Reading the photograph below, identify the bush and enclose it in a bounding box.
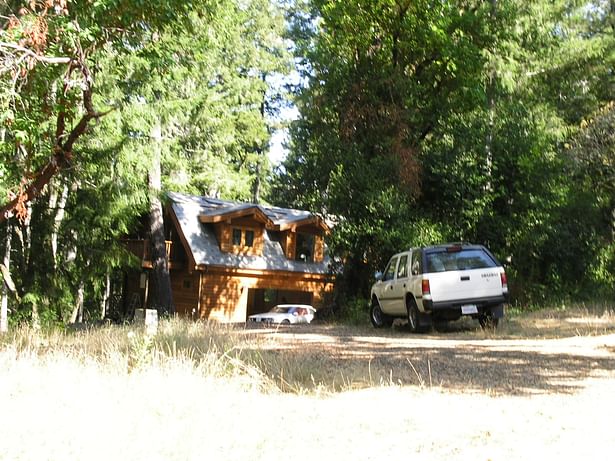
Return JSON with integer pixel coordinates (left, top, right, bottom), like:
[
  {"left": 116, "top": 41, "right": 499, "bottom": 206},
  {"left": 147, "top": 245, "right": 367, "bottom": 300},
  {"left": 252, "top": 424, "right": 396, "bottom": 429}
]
[{"left": 335, "top": 297, "right": 371, "bottom": 326}]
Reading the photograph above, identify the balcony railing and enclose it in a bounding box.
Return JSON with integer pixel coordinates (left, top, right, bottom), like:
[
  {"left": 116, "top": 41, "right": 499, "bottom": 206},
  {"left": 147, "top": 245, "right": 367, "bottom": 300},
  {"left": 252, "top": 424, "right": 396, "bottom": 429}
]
[{"left": 123, "top": 239, "right": 180, "bottom": 268}]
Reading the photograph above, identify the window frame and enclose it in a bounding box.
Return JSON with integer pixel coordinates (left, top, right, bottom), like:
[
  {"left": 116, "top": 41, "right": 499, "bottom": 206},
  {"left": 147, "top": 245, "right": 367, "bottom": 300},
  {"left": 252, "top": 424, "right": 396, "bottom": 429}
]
[
  {"left": 295, "top": 232, "right": 316, "bottom": 263},
  {"left": 231, "top": 227, "right": 256, "bottom": 249},
  {"left": 397, "top": 254, "right": 409, "bottom": 279},
  {"left": 382, "top": 256, "right": 399, "bottom": 282}
]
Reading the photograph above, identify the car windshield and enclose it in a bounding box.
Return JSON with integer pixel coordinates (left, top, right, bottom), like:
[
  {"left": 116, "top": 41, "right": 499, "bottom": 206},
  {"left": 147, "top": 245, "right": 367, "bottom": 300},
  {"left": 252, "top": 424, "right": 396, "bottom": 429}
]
[
  {"left": 270, "top": 306, "right": 313, "bottom": 315},
  {"left": 425, "top": 249, "right": 497, "bottom": 272}
]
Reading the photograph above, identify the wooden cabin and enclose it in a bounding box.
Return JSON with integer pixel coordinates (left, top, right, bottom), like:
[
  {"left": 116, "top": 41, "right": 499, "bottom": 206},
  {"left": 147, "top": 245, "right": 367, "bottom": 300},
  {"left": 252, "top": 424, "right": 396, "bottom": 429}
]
[{"left": 124, "top": 192, "right": 335, "bottom": 322}]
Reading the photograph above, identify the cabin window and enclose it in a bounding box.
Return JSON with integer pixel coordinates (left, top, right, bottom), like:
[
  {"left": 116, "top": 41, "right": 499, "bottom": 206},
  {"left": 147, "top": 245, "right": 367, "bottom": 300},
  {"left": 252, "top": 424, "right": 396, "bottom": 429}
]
[
  {"left": 295, "top": 232, "right": 315, "bottom": 263},
  {"left": 268, "top": 230, "right": 281, "bottom": 243},
  {"left": 245, "top": 230, "right": 254, "bottom": 247},
  {"left": 232, "top": 228, "right": 242, "bottom": 246},
  {"left": 232, "top": 227, "right": 256, "bottom": 248}
]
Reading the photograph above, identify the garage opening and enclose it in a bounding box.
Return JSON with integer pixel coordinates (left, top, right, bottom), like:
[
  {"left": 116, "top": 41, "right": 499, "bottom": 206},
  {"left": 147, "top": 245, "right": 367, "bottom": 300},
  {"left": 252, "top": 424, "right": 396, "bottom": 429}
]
[{"left": 246, "top": 289, "right": 313, "bottom": 317}]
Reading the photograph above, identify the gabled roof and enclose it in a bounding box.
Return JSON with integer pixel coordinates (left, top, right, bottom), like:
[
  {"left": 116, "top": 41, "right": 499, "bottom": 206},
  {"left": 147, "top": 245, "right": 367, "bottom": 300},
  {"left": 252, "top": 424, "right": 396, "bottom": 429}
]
[
  {"left": 198, "top": 204, "right": 271, "bottom": 225},
  {"left": 170, "top": 192, "right": 329, "bottom": 232},
  {"left": 167, "top": 192, "right": 331, "bottom": 274}
]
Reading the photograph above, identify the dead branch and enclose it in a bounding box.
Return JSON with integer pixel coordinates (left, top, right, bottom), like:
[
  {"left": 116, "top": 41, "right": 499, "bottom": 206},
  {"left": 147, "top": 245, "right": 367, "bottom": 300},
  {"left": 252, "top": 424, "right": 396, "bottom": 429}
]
[{"left": 0, "top": 41, "right": 71, "bottom": 67}]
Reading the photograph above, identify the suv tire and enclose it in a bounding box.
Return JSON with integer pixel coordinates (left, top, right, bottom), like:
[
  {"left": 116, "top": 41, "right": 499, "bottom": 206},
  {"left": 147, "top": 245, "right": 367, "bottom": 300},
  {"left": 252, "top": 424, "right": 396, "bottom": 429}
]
[
  {"left": 370, "top": 300, "right": 393, "bottom": 328},
  {"left": 407, "top": 298, "right": 428, "bottom": 333}
]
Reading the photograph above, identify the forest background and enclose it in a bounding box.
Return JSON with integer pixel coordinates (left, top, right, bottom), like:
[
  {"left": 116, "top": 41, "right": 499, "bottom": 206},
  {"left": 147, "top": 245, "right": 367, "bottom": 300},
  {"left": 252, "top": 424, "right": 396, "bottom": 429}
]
[{"left": 0, "top": 0, "right": 613, "bottom": 329}]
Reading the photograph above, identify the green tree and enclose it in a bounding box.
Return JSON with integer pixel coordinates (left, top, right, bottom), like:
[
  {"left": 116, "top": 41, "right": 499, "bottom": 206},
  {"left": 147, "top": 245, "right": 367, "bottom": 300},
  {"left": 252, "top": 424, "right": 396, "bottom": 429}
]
[
  {"left": 104, "top": 1, "right": 290, "bottom": 312},
  {"left": 0, "top": 0, "right": 291, "bottom": 325},
  {"left": 275, "top": 0, "right": 496, "bottom": 297},
  {"left": 276, "top": 0, "right": 614, "bottom": 304}
]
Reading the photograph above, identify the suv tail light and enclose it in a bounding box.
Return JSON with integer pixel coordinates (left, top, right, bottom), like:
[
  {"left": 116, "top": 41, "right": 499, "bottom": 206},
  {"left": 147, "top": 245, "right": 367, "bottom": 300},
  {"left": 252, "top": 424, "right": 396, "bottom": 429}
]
[
  {"left": 500, "top": 272, "right": 508, "bottom": 292},
  {"left": 422, "top": 279, "right": 431, "bottom": 295}
]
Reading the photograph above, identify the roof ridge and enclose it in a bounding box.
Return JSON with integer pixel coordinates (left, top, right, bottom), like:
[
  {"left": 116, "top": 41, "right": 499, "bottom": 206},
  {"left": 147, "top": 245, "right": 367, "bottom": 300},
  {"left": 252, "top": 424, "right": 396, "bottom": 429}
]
[{"left": 168, "top": 192, "right": 324, "bottom": 227}]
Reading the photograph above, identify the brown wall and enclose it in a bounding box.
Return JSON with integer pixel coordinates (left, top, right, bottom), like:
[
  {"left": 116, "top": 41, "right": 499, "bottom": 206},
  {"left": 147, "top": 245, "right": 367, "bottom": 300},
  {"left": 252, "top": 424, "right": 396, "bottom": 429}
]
[
  {"left": 170, "top": 269, "right": 201, "bottom": 318},
  {"left": 198, "top": 267, "right": 334, "bottom": 323},
  {"left": 214, "top": 221, "right": 264, "bottom": 256},
  {"left": 283, "top": 231, "right": 296, "bottom": 260}
]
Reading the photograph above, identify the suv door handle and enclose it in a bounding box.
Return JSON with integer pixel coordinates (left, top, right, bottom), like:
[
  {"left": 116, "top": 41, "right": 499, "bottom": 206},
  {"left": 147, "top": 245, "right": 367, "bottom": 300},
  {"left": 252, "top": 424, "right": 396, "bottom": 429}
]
[{"left": 461, "top": 276, "right": 470, "bottom": 281}]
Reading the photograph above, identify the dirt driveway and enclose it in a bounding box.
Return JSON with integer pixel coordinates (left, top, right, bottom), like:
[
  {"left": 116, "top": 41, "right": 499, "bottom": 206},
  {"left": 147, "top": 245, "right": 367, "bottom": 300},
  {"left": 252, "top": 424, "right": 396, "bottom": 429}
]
[{"left": 242, "top": 310, "right": 615, "bottom": 395}]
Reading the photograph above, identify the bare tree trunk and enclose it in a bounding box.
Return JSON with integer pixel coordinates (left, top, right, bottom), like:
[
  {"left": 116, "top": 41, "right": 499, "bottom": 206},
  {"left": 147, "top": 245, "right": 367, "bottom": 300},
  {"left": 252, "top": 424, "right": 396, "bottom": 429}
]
[
  {"left": 70, "top": 279, "right": 85, "bottom": 324},
  {"left": 251, "top": 73, "right": 268, "bottom": 204},
  {"left": 101, "top": 270, "right": 111, "bottom": 319},
  {"left": 31, "top": 302, "right": 40, "bottom": 330},
  {"left": 1, "top": 221, "right": 11, "bottom": 333},
  {"left": 484, "top": 0, "right": 497, "bottom": 193},
  {"left": 49, "top": 180, "right": 69, "bottom": 271},
  {"left": 148, "top": 119, "right": 174, "bottom": 316},
  {"left": 19, "top": 211, "right": 39, "bottom": 329}
]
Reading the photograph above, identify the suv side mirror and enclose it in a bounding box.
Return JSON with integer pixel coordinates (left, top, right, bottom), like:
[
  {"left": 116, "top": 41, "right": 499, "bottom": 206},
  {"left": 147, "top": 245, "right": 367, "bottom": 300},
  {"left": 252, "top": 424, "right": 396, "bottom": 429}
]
[{"left": 374, "top": 271, "right": 383, "bottom": 282}]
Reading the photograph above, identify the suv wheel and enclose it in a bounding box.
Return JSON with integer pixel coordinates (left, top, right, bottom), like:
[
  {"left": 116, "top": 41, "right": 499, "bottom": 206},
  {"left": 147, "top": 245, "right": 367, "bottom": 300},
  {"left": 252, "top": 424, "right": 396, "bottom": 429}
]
[
  {"left": 407, "top": 298, "right": 426, "bottom": 333},
  {"left": 370, "top": 300, "right": 393, "bottom": 328}
]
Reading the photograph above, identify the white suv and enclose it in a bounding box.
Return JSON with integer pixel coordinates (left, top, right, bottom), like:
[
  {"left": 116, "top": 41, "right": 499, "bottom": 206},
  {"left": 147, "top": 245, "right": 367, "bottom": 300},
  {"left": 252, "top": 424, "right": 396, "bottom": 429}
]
[{"left": 370, "top": 243, "right": 508, "bottom": 331}]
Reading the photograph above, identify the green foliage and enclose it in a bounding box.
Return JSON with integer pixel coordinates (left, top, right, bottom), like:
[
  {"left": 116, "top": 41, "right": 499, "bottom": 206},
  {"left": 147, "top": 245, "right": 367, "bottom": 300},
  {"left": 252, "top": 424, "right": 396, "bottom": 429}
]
[
  {"left": 333, "top": 297, "right": 371, "bottom": 326},
  {"left": 0, "top": 0, "right": 292, "bottom": 327},
  {"left": 0, "top": 0, "right": 612, "bottom": 327},
  {"left": 275, "top": 0, "right": 615, "bottom": 305}
]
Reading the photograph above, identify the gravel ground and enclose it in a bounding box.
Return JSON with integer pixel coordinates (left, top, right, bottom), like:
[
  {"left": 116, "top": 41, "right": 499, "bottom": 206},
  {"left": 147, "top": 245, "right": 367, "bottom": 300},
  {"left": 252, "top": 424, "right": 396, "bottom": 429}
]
[{"left": 243, "top": 310, "right": 615, "bottom": 395}]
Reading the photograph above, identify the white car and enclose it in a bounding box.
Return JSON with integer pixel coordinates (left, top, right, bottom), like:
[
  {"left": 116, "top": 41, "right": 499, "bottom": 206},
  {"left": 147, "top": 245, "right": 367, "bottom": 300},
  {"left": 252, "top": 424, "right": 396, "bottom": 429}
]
[{"left": 248, "top": 304, "right": 316, "bottom": 325}]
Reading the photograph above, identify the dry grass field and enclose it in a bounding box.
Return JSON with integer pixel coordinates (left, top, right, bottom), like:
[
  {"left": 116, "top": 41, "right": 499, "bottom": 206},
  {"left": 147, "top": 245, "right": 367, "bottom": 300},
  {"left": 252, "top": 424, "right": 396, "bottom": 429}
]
[{"left": 1, "top": 304, "right": 615, "bottom": 460}]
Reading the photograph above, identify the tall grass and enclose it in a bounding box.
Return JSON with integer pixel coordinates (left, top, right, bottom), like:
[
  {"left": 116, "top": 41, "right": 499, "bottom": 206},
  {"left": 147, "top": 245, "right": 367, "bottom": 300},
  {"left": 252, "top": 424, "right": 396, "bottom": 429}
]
[
  {"left": 0, "top": 319, "right": 383, "bottom": 394},
  {"left": 0, "top": 320, "right": 280, "bottom": 392},
  {"left": 3, "top": 302, "right": 614, "bottom": 395}
]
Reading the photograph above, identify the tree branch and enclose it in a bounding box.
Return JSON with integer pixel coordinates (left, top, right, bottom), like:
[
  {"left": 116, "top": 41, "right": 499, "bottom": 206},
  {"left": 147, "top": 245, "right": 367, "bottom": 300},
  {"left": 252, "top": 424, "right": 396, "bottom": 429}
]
[
  {"left": 0, "top": 56, "right": 114, "bottom": 223},
  {"left": 0, "top": 41, "right": 72, "bottom": 65}
]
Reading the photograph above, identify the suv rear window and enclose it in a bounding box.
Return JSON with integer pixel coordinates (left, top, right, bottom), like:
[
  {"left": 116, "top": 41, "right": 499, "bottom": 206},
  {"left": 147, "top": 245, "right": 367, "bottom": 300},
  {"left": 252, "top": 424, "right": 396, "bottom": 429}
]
[{"left": 425, "top": 249, "right": 497, "bottom": 273}]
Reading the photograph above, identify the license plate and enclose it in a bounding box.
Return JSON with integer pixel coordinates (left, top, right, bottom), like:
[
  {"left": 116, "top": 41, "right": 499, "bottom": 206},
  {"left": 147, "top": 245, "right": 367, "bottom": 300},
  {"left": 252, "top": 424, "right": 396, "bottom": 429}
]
[{"left": 461, "top": 304, "right": 478, "bottom": 315}]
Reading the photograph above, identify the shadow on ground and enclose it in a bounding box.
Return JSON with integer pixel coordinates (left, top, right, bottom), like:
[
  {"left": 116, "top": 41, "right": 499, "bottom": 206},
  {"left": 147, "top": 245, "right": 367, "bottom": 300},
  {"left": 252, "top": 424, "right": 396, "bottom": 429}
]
[{"left": 241, "top": 321, "right": 615, "bottom": 396}]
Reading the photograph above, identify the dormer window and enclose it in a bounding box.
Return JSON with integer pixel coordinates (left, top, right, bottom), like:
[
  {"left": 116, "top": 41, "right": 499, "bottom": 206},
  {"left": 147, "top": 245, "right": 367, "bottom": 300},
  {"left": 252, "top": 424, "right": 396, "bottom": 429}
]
[
  {"left": 232, "top": 229, "right": 242, "bottom": 246},
  {"left": 232, "top": 228, "right": 255, "bottom": 248},
  {"left": 295, "top": 232, "right": 315, "bottom": 263},
  {"left": 245, "top": 230, "right": 254, "bottom": 246}
]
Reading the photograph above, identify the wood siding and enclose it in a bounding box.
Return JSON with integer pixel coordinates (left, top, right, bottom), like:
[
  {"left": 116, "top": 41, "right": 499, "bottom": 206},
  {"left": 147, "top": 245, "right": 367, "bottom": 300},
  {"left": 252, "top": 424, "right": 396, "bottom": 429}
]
[
  {"left": 170, "top": 269, "right": 201, "bottom": 318},
  {"left": 314, "top": 234, "right": 324, "bottom": 263},
  {"left": 214, "top": 221, "right": 264, "bottom": 256},
  {"left": 283, "top": 231, "right": 296, "bottom": 260},
  {"left": 197, "top": 267, "right": 334, "bottom": 323}
]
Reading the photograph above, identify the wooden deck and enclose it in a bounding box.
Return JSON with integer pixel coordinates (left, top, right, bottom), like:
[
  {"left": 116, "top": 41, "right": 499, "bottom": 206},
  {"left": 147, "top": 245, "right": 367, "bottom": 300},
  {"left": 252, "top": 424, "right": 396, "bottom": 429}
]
[{"left": 123, "top": 239, "right": 183, "bottom": 269}]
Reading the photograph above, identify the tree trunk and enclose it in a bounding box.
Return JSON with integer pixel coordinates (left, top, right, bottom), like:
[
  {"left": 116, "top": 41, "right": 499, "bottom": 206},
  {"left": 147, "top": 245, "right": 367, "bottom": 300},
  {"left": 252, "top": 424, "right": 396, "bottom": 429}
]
[
  {"left": 1, "top": 221, "right": 11, "bottom": 333},
  {"left": 101, "top": 270, "right": 111, "bottom": 319},
  {"left": 251, "top": 73, "right": 268, "bottom": 204},
  {"left": 70, "top": 279, "right": 85, "bottom": 324},
  {"left": 49, "top": 180, "right": 69, "bottom": 271},
  {"left": 484, "top": 0, "right": 497, "bottom": 193},
  {"left": 148, "top": 119, "right": 174, "bottom": 316},
  {"left": 252, "top": 156, "right": 262, "bottom": 204}
]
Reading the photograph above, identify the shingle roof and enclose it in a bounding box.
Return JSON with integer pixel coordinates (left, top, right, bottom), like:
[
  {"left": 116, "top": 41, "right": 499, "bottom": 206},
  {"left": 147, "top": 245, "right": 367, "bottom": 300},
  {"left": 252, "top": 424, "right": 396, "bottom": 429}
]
[{"left": 168, "top": 192, "right": 331, "bottom": 274}]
